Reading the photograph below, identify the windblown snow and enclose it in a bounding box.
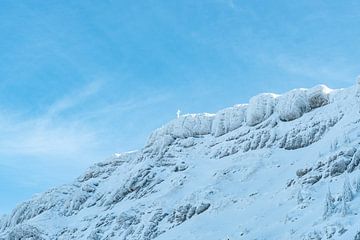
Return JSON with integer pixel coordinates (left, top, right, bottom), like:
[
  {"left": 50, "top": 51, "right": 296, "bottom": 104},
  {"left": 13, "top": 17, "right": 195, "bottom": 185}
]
[{"left": 2, "top": 82, "right": 360, "bottom": 240}]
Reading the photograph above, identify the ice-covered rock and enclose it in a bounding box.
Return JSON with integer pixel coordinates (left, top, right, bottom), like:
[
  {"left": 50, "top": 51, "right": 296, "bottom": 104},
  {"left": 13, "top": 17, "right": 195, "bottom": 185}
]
[
  {"left": 145, "top": 113, "right": 215, "bottom": 155},
  {"left": 276, "top": 85, "right": 331, "bottom": 122},
  {"left": 211, "top": 104, "right": 247, "bottom": 137},
  {"left": 246, "top": 93, "right": 278, "bottom": 126},
  {"left": 147, "top": 113, "right": 215, "bottom": 145},
  {"left": 307, "top": 84, "right": 331, "bottom": 109},
  {"left": 276, "top": 89, "right": 310, "bottom": 121}
]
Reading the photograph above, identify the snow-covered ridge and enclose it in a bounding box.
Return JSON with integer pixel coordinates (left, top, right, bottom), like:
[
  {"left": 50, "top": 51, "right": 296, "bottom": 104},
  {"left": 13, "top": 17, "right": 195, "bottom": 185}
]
[
  {"left": 146, "top": 84, "right": 333, "bottom": 151},
  {"left": 146, "top": 113, "right": 215, "bottom": 150}
]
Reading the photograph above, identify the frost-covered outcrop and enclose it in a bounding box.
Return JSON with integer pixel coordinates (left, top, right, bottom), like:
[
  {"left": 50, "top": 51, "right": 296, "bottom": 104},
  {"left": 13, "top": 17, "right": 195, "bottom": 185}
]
[
  {"left": 246, "top": 93, "right": 278, "bottom": 126},
  {"left": 3, "top": 81, "right": 360, "bottom": 240},
  {"left": 211, "top": 104, "right": 247, "bottom": 137},
  {"left": 145, "top": 113, "right": 214, "bottom": 155},
  {"left": 276, "top": 89, "right": 310, "bottom": 121},
  {"left": 307, "top": 84, "right": 331, "bottom": 108},
  {"left": 148, "top": 113, "right": 215, "bottom": 143},
  {"left": 245, "top": 85, "right": 331, "bottom": 125},
  {"left": 276, "top": 85, "right": 331, "bottom": 122}
]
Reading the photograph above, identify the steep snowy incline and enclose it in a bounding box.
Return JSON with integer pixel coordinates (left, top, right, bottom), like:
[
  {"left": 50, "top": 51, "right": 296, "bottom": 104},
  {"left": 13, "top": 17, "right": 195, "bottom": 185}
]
[{"left": 2, "top": 82, "right": 360, "bottom": 239}]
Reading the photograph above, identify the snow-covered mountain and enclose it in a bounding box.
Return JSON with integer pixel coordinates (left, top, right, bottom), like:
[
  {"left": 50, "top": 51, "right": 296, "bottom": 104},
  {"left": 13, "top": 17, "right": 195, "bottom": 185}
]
[{"left": 3, "top": 81, "right": 360, "bottom": 240}]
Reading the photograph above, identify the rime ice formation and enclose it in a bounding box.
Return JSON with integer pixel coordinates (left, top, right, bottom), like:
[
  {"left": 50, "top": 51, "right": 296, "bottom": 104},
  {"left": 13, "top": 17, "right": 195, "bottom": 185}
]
[
  {"left": 3, "top": 81, "right": 360, "bottom": 240},
  {"left": 276, "top": 85, "right": 331, "bottom": 121},
  {"left": 246, "top": 93, "right": 278, "bottom": 126},
  {"left": 211, "top": 104, "right": 247, "bottom": 137},
  {"left": 307, "top": 84, "right": 331, "bottom": 109},
  {"left": 276, "top": 88, "right": 310, "bottom": 121},
  {"left": 145, "top": 113, "right": 215, "bottom": 156}
]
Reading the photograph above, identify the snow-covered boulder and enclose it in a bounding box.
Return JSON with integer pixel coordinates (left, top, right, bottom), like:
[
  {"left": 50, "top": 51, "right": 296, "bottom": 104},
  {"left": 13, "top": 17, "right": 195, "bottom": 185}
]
[
  {"left": 211, "top": 104, "right": 247, "bottom": 137},
  {"left": 146, "top": 113, "right": 215, "bottom": 148},
  {"left": 308, "top": 85, "right": 331, "bottom": 109},
  {"left": 246, "top": 93, "right": 278, "bottom": 126},
  {"left": 276, "top": 89, "right": 310, "bottom": 121}
]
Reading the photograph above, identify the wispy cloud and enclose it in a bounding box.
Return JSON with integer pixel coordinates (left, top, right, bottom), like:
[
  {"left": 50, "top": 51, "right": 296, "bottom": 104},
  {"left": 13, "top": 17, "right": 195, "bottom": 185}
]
[
  {"left": 0, "top": 81, "right": 103, "bottom": 158},
  {"left": 0, "top": 121, "right": 97, "bottom": 156},
  {"left": 46, "top": 80, "right": 103, "bottom": 117},
  {"left": 0, "top": 80, "right": 170, "bottom": 159},
  {"left": 77, "top": 92, "right": 172, "bottom": 122}
]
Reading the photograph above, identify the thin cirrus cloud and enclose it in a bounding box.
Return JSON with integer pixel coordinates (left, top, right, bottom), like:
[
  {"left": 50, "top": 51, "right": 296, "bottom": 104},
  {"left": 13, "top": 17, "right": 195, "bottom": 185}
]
[
  {"left": 0, "top": 80, "right": 172, "bottom": 159},
  {"left": 0, "top": 81, "right": 103, "bottom": 158},
  {"left": 46, "top": 80, "right": 104, "bottom": 117},
  {"left": 0, "top": 117, "right": 97, "bottom": 157}
]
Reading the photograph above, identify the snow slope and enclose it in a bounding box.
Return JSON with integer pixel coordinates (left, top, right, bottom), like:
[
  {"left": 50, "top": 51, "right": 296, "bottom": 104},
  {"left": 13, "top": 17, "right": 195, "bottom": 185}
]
[{"left": 2, "top": 82, "right": 360, "bottom": 240}]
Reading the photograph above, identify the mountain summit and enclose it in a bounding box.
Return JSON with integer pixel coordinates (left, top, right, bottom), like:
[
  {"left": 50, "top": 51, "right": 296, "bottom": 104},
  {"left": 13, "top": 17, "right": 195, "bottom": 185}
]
[{"left": 2, "top": 82, "right": 360, "bottom": 240}]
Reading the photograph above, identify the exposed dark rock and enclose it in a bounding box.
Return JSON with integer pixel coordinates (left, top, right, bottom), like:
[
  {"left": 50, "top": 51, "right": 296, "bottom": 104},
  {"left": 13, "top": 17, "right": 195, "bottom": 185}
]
[
  {"left": 296, "top": 168, "right": 312, "bottom": 177},
  {"left": 302, "top": 175, "right": 322, "bottom": 185},
  {"left": 196, "top": 203, "right": 211, "bottom": 215},
  {"left": 331, "top": 160, "right": 349, "bottom": 177}
]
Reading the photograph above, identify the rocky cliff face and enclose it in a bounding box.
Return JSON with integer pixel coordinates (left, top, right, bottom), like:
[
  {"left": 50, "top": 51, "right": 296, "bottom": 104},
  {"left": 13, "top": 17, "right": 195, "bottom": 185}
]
[{"left": 2, "top": 83, "right": 360, "bottom": 240}]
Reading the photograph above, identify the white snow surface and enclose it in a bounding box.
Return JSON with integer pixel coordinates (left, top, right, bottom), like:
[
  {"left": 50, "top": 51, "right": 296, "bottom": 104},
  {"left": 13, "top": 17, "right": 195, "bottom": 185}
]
[{"left": 3, "top": 83, "right": 360, "bottom": 240}]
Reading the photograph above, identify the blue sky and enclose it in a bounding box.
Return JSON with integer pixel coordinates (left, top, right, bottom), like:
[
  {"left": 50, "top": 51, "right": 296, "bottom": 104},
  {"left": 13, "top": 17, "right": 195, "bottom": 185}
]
[{"left": 1, "top": 0, "right": 360, "bottom": 213}]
